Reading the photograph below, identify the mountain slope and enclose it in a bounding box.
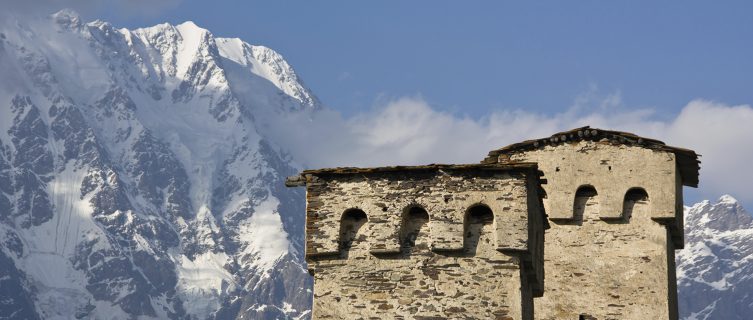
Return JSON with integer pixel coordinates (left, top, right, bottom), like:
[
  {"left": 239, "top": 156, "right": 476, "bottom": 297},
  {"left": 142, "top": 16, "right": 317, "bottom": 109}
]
[
  {"left": 677, "top": 195, "right": 753, "bottom": 320},
  {"left": 0, "top": 9, "right": 317, "bottom": 320}
]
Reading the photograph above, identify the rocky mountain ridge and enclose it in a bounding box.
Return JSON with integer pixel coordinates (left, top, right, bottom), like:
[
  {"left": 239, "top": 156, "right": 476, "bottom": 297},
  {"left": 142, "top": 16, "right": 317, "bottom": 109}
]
[
  {"left": 0, "top": 9, "right": 316, "bottom": 320},
  {"left": 677, "top": 195, "right": 753, "bottom": 320}
]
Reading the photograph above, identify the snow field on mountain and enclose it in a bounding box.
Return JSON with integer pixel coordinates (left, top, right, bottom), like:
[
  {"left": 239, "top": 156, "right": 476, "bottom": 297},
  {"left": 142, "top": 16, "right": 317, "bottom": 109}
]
[
  {"left": 173, "top": 250, "right": 238, "bottom": 316},
  {"left": 237, "top": 197, "right": 290, "bottom": 277},
  {"left": 22, "top": 165, "right": 119, "bottom": 319}
]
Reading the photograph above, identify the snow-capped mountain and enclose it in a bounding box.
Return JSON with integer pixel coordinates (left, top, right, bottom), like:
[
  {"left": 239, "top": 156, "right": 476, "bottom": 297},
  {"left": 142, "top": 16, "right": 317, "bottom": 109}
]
[
  {"left": 677, "top": 195, "right": 753, "bottom": 320},
  {"left": 0, "top": 9, "right": 318, "bottom": 319}
]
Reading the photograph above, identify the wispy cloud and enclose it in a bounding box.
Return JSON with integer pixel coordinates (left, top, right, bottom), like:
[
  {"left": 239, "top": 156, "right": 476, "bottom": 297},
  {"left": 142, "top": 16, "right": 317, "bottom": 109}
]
[
  {"left": 263, "top": 91, "right": 753, "bottom": 207},
  {"left": 338, "top": 71, "right": 352, "bottom": 81}
]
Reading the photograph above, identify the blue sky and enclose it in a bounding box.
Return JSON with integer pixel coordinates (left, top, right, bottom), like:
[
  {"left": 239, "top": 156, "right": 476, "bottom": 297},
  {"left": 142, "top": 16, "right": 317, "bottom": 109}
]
[{"left": 9, "top": 1, "right": 753, "bottom": 207}]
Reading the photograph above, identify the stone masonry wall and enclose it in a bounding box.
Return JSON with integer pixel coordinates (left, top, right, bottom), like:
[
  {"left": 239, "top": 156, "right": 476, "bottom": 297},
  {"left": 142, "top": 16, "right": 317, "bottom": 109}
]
[
  {"left": 296, "top": 165, "right": 545, "bottom": 320},
  {"left": 533, "top": 189, "right": 674, "bottom": 319},
  {"left": 500, "top": 140, "right": 680, "bottom": 320}
]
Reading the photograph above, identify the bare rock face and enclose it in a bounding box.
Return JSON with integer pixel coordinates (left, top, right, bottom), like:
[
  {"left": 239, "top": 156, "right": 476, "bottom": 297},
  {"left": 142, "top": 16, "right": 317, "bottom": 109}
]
[
  {"left": 0, "top": 248, "right": 40, "bottom": 320},
  {"left": 0, "top": 9, "right": 316, "bottom": 320},
  {"left": 676, "top": 196, "right": 753, "bottom": 320}
]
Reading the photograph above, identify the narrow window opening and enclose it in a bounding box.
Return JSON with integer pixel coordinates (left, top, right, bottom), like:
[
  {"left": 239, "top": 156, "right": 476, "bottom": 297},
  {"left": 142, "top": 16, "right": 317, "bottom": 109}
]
[
  {"left": 345, "top": 209, "right": 367, "bottom": 221},
  {"left": 625, "top": 188, "right": 649, "bottom": 202},
  {"left": 465, "top": 205, "right": 494, "bottom": 254},
  {"left": 408, "top": 206, "right": 429, "bottom": 220},
  {"left": 623, "top": 188, "right": 649, "bottom": 221},
  {"left": 339, "top": 209, "right": 367, "bottom": 251},
  {"left": 579, "top": 315, "right": 597, "bottom": 320},
  {"left": 468, "top": 206, "right": 494, "bottom": 225},
  {"left": 575, "top": 186, "right": 597, "bottom": 198},
  {"left": 400, "top": 206, "right": 430, "bottom": 253},
  {"left": 573, "top": 186, "right": 598, "bottom": 224}
]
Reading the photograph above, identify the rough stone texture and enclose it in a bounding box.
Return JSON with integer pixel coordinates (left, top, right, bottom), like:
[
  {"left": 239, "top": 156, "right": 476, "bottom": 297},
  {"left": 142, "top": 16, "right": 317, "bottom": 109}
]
[
  {"left": 531, "top": 188, "right": 676, "bottom": 320},
  {"left": 493, "top": 133, "right": 692, "bottom": 320},
  {"left": 293, "top": 164, "right": 546, "bottom": 320}
]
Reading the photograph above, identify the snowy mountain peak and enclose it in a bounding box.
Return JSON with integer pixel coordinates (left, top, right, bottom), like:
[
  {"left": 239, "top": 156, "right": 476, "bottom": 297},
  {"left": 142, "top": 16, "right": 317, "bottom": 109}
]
[
  {"left": 717, "top": 194, "right": 739, "bottom": 206},
  {"left": 177, "top": 20, "right": 202, "bottom": 31},
  {"left": 0, "top": 9, "right": 312, "bottom": 320},
  {"left": 51, "top": 8, "right": 86, "bottom": 31},
  {"left": 678, "top": 196, "right": 753, "bottom": 320},
  {"left": 216, "top": 39, "right": 324, "bottom": 113},
  {"left": 685, "top": 194, "right": 751, "bottom": 232}
]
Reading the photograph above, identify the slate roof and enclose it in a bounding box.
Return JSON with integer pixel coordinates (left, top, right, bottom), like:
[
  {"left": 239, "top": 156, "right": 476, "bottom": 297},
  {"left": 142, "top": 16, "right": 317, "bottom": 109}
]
[{"left": 285, "top": 162, "right": 539, "bottom": 187}]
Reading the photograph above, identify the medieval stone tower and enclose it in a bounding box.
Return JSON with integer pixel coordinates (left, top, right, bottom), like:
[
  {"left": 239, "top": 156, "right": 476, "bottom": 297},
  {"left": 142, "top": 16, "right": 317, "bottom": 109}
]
[{"left": 286, "top": 126, "right": 700, "bottom": 320}]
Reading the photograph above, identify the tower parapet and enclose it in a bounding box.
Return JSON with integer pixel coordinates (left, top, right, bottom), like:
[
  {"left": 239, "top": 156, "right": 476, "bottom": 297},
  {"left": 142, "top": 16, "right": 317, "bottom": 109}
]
[{"left": 287, "top": 163, "right": 547, "bottom": 319}]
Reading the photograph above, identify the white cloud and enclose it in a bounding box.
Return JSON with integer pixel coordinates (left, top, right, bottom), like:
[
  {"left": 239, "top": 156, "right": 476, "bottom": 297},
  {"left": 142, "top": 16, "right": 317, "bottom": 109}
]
[
  {"left": 265, "top": 92, "right": 752, "bottom": 207},
  {"left": 664, "top": 101, "right": 753, "bottom": 202}
]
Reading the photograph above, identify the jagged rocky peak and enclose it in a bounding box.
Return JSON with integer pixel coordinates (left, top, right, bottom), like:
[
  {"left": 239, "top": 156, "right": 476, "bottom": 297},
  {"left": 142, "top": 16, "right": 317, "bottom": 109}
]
[
  {"left": 51, "top": 8, "right": 87, "bottom": 31},
  {"left": 677, "top": 195, "right": 753, "bottom": 320},
  {"left": 685, "top": 194, "right": 752, "bottom": 232}
]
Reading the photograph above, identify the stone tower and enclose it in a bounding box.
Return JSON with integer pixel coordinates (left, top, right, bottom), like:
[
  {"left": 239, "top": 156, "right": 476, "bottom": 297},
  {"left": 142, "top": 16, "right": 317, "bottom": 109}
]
[
  {"left": 286, "top": 126, "right": 699, "bottom": 320},
  {"left": 483, "top": 126, "right": 700, "bottom": 320},
  {"left": 286, "top": 163, "right": 548, "bottom": 319}
]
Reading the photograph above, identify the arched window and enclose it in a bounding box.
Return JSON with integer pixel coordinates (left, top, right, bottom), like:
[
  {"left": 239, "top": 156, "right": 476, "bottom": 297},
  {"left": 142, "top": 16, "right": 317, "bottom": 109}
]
[
  {"left": 400, "top": 206, "right": 430, "bottom": 254},
  {"left": 339, "top": 209, "right": 367, "bottom": 252},
  {"left": 465, "top": 204, "right": 494, "bottom": 253},
  {"left": 623, "top": 188, "right": 649, "bottom": 221},
  {"left": 573, "top": 186, "right": 598, "bottom": 223},
  {"left": 468, "top": 205, "right": 494, "bottom": 225}
]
